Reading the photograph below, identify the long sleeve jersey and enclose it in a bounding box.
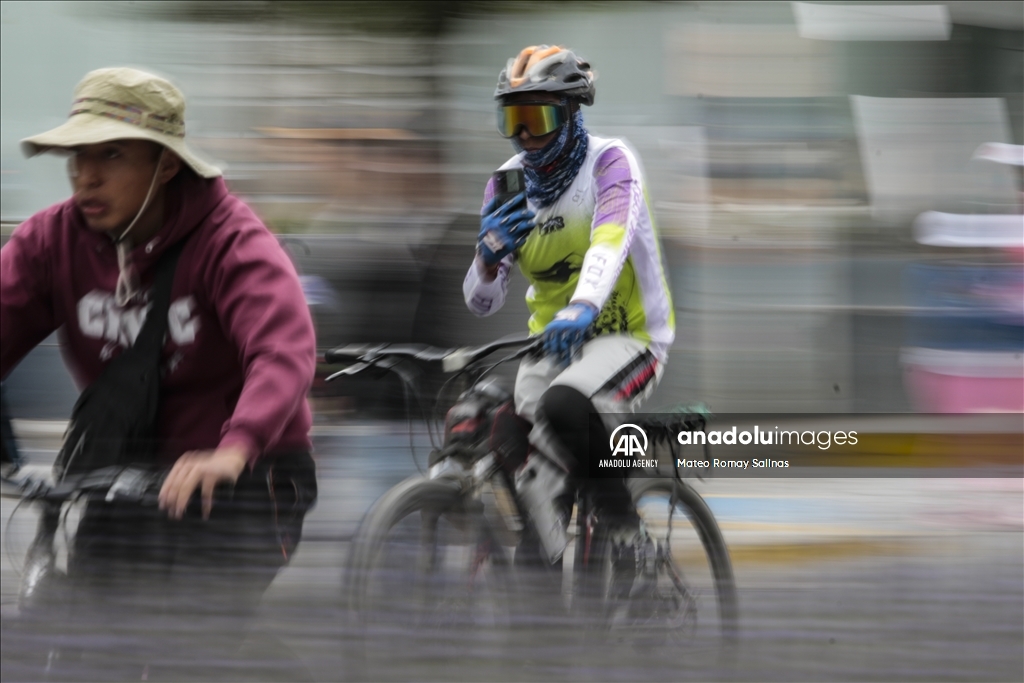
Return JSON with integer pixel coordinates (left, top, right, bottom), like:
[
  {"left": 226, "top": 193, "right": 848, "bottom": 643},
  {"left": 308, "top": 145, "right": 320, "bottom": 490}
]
[
  {"left": 464, "top": 136, "right": 675, "bottom": 361},
  {"left": 1, "top": 172, "right": 315, "bottom": 466}
]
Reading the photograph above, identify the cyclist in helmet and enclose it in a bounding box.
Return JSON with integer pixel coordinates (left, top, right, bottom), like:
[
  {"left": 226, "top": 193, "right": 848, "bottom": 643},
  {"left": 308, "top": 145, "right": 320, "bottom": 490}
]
[{"left": 464, "top": 45, "right": 675, "bottom": 612}]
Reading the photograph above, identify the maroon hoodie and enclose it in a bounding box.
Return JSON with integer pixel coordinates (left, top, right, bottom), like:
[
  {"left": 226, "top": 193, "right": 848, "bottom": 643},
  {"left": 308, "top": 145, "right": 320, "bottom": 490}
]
[{"left": 1, "top": 172, "right": 315, "bottom": 466}]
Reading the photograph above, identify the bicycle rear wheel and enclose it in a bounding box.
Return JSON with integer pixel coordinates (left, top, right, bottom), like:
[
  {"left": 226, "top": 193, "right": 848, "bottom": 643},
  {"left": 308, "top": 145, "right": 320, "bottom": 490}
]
[
  {"left": 343, "top": 475, "right": 516, "bottom": 681},
  {"left": 628, "top": 477, "right": 739, "bottom": 648}
]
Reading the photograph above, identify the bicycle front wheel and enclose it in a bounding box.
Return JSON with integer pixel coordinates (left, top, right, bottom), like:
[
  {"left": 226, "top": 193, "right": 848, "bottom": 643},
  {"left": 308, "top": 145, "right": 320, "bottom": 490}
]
[
  {"left": 342, "top": 475, "right": 516, "bottom": 680},
  {"left": 629, "top": 477, "right": 739, "bottom": 648}
]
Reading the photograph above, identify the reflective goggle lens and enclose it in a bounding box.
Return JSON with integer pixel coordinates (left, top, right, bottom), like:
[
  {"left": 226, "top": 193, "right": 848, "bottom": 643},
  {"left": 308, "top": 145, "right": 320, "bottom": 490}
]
[{"left": 497, "top": 104, "right": 568, "bottom": 138}]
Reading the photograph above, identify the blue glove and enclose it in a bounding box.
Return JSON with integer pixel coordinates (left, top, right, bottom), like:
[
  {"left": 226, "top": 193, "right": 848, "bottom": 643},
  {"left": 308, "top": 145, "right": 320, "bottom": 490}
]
[
  {"left": 542, "top": 302, "right": 598, "bottom": 366},
  {"left": 478, "top": 192, "right": 536, "bottom": 267}
]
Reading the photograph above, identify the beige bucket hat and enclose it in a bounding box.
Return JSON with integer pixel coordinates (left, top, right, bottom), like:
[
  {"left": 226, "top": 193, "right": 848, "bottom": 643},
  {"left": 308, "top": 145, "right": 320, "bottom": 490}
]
[{"left": 21, "top": 67, "right": 221, "bottom": 178}]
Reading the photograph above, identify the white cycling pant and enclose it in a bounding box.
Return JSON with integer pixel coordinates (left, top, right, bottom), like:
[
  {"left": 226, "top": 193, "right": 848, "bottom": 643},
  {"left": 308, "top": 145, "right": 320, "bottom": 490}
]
[{"left": 514, "top": 334, "right": 664, "bottom": 424}]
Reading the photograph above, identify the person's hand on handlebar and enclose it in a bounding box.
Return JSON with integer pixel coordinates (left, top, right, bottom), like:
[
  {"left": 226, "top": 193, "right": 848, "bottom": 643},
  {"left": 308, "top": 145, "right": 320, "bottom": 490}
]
[
  {"left": 158, "top": 444, "right": 248, "bottom": 520},
  {"left": 477, "top": 193, "right": 535, "bottom": 272},
  {"left": 542, "top": 301, "right": 598, "bottom": 366}
]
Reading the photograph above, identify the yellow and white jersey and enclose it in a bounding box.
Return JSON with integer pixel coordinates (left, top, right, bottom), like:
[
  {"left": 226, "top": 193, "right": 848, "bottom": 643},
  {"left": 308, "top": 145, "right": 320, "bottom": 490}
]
[{"left": 465, "top": 135, "right": 675, "bottom": 361}]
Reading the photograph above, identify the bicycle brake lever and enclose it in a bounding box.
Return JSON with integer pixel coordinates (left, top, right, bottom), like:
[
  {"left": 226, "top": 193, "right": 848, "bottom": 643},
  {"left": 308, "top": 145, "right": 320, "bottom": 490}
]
[
  {"left": 326, "top": 362, "right": 373, "bottom": 382},
  {"left": 326, "top": 354, "right": 406, "bottom": 382},
  {"left": 20, "top": 476, "right": 51, "bottom": 500},
  {"left": 509, "top": 338, "right": 544, "bottom": 363},
  {"left": 105, "top": 467, "right": 153, "bottom": 503}
]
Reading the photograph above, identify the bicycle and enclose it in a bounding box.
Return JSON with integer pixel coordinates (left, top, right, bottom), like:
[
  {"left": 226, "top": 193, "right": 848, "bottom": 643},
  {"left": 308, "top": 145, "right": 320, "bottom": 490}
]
[
  {"left": 0, "top": 463, "right": 313, "bottom": 682},
  {"left": 329, "top": 334, "right": 738, "bottom": 679}
]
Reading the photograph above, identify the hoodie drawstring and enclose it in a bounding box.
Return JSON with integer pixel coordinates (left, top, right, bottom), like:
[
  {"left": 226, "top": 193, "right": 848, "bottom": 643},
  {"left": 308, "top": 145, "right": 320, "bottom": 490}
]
[{"left": 114, "top": 150, "right": 164, "bottom": 307}]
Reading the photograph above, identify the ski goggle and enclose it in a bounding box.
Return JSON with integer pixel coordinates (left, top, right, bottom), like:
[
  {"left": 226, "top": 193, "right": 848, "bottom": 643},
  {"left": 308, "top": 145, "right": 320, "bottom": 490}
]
[{"left": 497, "top": 103, "right": 570, "bottom": 139}]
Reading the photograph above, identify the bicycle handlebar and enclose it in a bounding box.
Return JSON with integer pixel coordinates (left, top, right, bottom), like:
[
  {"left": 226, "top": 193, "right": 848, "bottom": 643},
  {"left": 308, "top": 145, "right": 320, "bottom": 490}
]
[
  {"left": 0, "top": 465, "right": 166, "bottom": 505},
  {"left": 324, "top": 333, "right": 541, "bottom": 380}
]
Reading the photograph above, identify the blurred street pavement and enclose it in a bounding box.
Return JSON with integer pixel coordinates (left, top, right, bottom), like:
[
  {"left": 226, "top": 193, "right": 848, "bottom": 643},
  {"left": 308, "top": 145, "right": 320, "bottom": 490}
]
[{"left": 2, "top": 419, "right": 1022, "bottom": 681}]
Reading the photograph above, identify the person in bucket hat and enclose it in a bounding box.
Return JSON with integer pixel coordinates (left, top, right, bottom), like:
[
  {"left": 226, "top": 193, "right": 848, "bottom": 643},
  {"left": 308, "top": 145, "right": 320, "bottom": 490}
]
[
  {"left": 22, "top": 67, "right": 222, "bottom": 179},
  {"left": 2, "top": 67, "right": 317, "bottom": 673},
  {"left": 21, "top": 68, "right": 222, "bottom": 305}
]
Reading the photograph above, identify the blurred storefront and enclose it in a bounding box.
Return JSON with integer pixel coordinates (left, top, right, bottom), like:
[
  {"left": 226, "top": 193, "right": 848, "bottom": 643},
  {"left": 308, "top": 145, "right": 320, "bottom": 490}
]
[{"left": 2, "top": 1, "right": 1021, "bottom": 417}]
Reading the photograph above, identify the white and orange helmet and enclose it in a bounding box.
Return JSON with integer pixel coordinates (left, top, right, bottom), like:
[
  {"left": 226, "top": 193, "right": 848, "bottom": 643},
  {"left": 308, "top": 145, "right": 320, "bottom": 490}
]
[{"left": 494, "top": 45, "right": 596, "bottom": 106}]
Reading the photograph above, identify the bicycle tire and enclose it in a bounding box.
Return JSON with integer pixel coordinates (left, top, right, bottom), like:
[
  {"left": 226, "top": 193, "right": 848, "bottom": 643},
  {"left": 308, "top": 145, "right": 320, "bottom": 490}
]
[
  {"left": 628, "top": 477, "right": 739, "bottom": 645},
  {"left": 342, "top": 475, "right": 516, "bottom": 680}
]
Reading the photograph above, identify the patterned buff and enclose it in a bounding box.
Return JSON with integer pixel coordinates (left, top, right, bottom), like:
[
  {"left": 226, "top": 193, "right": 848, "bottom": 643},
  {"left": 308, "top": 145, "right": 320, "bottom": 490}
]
[{"left": 516, "top": 109, "right": 590, "bottom": 208}]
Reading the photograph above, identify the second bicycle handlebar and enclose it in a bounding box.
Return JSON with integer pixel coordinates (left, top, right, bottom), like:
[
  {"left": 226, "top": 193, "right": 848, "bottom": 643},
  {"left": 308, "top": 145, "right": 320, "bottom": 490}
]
[
  {"left": 1, "top": 465, "right": 167, "bottom": 506},
  {"left": 324, "top": 333, "right": 542, "bottom": 378}
]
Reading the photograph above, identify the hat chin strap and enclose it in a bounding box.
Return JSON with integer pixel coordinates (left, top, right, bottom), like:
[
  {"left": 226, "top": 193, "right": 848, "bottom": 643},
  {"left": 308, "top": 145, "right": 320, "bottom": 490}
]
[
  {"left": 113, "top": 149, "right": 165, "bottom": 307},
  {"left": 116, "top": 148, "right": 164, "bottom": 245}
]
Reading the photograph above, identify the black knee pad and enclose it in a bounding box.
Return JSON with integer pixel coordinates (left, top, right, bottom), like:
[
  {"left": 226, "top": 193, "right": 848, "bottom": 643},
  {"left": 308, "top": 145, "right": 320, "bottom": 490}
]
[
  {"left": 538, "top": 385, "right": 591, "bottom": 435},
  {"left": 537, "top": 386, "right": 610, "bottom": 475}
]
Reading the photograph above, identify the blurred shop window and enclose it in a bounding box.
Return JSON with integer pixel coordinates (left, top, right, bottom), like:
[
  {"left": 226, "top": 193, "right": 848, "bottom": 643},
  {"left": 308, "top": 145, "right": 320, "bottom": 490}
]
[
  {"left": 663, "top": 24, "right": 857, "bottom": 208},
  {"left": 851, "top": 96, "right": 1018, "bottom": 223},
  {"left": 792, "top": 2, "right": 951, "bottom": 41},
  {"left": 901, "top": 143, "right": 1023, "bottom": 413},
  {"left": 664, "top": 24, "right": 838, "bottom": 99}
]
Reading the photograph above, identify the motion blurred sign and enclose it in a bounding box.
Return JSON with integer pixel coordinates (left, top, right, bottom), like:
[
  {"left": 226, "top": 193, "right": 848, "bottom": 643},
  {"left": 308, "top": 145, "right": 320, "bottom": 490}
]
[
  {"left": 792, "top": 3, "right": 951, "bottom": 41},
  {"left": 851, "top": 96, "right": 1018, "bottom": 223}
]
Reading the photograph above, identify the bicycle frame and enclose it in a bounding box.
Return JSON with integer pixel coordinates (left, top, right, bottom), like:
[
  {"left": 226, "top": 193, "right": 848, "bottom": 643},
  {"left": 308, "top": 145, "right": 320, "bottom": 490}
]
[{"left": 329, "top": 336, "right": 719, "bottom": 614}]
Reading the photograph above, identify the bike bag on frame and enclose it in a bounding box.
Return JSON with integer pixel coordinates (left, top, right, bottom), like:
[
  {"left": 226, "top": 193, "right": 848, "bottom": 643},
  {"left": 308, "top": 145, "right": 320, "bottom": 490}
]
[{"left": 54, "top": 241, "right": 186, "bottom": 480}]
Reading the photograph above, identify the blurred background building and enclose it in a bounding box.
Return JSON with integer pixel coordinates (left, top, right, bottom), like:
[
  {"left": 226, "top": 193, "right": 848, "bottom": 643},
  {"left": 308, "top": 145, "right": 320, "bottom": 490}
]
[{"left": 2, "top": 0, "right": 1022, "bottom": 418}]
